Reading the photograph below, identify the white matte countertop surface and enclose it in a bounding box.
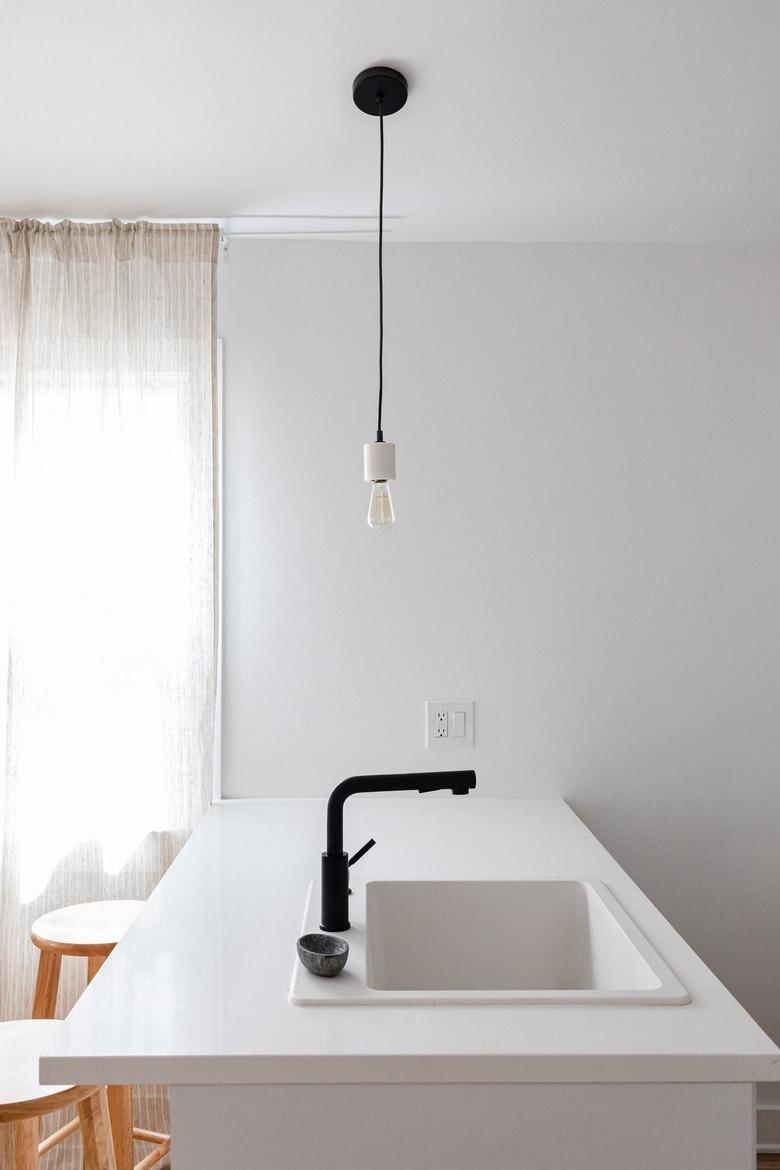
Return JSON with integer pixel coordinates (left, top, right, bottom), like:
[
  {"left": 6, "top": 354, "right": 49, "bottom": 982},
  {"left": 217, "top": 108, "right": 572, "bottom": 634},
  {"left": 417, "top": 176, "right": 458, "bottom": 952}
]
[{"left": 41, "top": 797, "right": 780, "bottom": 1085}]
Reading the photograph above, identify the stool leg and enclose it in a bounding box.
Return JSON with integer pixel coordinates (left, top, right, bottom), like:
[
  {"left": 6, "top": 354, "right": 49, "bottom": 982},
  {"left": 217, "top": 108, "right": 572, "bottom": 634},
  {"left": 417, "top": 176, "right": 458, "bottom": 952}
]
[
  {"left": 87, "top": 953, "right": 106, "bottom": 983},
  {"left": 14, "top": 1117, "right": 39, "bottom": 1169},
  {"left": 78, "top": 1089, "right": 117, "bottom": 1170},
  {"left": 85, "top": 958, "right": 132, "bottom": 1170},
  {"left": 32, "top": 951, "right": 61, "bottom": 1019},
  {"left": 106, "top": 1086, "right": 134, "bottom": 1170}
]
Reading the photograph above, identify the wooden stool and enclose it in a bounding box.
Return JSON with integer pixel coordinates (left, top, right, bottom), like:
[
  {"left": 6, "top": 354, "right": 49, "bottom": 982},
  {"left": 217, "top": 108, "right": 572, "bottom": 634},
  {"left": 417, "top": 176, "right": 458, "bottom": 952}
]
[
  {"left": 30, "top": 901, "right": 170, "bottom": 1170},
  {"left": 0, "top": 1019, "right": 116, "bottom": 1169}
]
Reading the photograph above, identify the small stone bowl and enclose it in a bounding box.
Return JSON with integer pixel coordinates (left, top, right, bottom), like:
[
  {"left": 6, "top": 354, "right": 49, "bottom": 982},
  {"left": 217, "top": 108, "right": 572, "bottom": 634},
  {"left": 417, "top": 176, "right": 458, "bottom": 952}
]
[{"left": 297, "top": 933, "right": 349, "bottom": 978}]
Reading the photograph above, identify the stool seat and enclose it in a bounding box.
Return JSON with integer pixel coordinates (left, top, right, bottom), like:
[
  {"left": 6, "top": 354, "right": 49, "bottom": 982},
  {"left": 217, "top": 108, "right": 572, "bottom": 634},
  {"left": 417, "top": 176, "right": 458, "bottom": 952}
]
[
  {"left": 31, "top": 901, "right": 144, "bottom": 957},
  {"left": 0, "top": 1020, "right": 81, "bottom": 1115}
]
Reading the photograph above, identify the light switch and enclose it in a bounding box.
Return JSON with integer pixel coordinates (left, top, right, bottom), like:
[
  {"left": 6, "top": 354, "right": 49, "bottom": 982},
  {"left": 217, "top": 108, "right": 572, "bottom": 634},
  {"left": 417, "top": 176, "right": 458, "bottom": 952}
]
[{"left": 452, "top": 710, "right": 466, "bottom": 738}]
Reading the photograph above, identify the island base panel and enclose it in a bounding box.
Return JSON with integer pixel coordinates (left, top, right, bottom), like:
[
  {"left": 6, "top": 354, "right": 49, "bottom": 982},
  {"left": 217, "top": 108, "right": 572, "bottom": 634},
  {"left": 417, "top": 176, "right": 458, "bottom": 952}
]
[{"left": 171, "top": 1082, "right": 754, "bottom": 1170}]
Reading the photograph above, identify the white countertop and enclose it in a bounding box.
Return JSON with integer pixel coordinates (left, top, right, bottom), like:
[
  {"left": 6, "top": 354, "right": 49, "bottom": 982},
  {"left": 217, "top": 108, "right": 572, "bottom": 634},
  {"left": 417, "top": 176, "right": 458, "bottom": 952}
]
[{"left": 41, "top": 797, "right": 780, "bottom": 1086}]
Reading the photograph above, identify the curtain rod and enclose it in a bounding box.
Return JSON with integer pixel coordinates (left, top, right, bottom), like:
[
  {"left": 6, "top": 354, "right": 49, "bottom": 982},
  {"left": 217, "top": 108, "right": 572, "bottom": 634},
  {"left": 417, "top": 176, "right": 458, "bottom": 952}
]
[
  {"left": 222, "top": 229, "right": 383, "bottom": 237},
  {"left": 217, "top": 227, "right": 388, "bottom": 261}
]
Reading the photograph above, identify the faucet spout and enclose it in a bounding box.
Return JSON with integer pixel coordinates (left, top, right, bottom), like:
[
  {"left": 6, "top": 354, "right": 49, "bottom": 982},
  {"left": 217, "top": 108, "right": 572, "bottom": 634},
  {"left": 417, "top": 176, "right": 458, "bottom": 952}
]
[
  {"left": 417, "top": 777, "right": 474, "bottom": 796},
  {"left": 320, "top": 770, "right": 477, "bottom": 932}
]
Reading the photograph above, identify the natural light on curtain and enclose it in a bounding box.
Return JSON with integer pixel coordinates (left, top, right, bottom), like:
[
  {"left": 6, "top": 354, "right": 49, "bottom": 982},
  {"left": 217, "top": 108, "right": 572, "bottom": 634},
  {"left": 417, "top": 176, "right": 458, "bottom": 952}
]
[
  {"left": 10, "top": 374, "right": 197, "bottom": 899},
  {"left": 0, "top": 221, "right": 218, "bottom": 1074}
]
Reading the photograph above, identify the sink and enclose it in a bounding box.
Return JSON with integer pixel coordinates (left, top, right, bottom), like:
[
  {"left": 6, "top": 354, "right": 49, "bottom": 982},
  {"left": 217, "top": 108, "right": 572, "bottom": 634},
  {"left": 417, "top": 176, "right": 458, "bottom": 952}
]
[
  {"left": 290, "top": 878, "right": 690, "bottom": 1005},
  {"left": 367, "top": 880, "right": 675, "bottom": 993}
]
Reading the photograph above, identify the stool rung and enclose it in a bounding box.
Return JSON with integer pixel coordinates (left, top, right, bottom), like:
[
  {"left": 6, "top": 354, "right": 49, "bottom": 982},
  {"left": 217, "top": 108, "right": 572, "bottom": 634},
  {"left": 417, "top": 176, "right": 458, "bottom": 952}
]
[
  {"left": 38, "top": 1116, "right": 80, "bottom": 1155},
  {"left": 133, "top": 1126, "right": 169, "bottom": 1145},
  {"left": 134, "top": 1137, "right": 172, "bottom": 1170}
]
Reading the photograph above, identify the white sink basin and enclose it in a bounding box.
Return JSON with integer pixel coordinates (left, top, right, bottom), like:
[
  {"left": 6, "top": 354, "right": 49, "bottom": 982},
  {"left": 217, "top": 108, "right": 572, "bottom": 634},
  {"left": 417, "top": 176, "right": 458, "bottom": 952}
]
[{"left": 290, "top": 878, "right": 689, "bottom": 1005}]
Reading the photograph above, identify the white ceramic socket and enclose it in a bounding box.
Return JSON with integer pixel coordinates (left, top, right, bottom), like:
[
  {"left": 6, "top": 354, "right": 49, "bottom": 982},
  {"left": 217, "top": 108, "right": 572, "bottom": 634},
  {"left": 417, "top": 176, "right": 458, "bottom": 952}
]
[{"left": 364, "top": 441, "right": 396, "bottom": 482}]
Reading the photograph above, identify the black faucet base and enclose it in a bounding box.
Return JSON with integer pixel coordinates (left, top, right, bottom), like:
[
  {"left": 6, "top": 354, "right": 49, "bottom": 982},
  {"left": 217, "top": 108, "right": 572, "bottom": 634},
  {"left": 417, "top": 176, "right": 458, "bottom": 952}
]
[{"left": 320, "top": 851, "right": 351, "bottom": 932}]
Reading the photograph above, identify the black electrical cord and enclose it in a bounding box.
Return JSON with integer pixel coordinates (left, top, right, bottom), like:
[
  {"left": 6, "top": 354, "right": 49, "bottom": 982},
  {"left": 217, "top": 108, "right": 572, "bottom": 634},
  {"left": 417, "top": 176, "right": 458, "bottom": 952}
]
[{"left": 377, "top": 104, "right": 384, "bottom": 442}]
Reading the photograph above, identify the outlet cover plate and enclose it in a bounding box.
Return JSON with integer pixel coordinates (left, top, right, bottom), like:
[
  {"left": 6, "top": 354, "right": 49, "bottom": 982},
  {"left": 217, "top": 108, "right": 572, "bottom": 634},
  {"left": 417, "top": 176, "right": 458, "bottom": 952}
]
[{"left": 425, "top": 701, "right": 475, "bottom": 750}]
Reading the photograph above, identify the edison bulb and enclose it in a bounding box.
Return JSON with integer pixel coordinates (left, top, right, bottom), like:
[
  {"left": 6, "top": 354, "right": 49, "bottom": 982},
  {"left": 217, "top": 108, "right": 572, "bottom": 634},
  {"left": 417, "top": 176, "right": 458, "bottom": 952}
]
[{"left": 367, "top": 481, "right": 395, "bottom": 531}]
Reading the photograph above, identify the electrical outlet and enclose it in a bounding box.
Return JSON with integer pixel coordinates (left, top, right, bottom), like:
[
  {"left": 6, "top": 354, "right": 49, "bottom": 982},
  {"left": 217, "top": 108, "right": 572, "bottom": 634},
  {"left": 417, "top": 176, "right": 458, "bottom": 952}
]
[{"left": 426, "top": 702, "right": 475, "bottom": 750}]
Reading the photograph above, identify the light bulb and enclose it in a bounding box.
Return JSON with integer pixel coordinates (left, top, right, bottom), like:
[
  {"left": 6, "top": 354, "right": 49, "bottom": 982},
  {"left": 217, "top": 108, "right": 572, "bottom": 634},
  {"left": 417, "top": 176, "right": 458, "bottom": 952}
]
[{"left": 367, "top": 481, "right": 395, "bottom": 531}]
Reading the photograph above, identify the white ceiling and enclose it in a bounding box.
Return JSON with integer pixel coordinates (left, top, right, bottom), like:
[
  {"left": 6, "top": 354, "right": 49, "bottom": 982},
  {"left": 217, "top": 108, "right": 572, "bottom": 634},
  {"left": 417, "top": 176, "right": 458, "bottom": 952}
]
[{"left": 2, "top": 0, "right": 779, "bottom": 241}]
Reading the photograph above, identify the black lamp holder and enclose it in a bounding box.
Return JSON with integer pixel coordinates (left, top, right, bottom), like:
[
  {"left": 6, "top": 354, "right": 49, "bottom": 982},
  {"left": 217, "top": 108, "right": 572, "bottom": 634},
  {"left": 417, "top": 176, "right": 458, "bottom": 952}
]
[{"left": 352, "top": 66, "right": 408, "bottom": 116}]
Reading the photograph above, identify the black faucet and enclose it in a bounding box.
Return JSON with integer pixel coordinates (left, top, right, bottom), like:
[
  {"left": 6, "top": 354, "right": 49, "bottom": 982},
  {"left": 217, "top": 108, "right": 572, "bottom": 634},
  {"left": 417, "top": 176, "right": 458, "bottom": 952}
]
[{"left": 320, "top": 770, "right": 477, "bottom": 932}]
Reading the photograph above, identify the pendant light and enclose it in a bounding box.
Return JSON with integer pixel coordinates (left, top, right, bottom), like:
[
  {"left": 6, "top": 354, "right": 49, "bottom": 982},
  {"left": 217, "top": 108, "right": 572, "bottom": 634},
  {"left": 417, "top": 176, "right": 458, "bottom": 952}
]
[{"left": 353, "top": 66, "right": 408, "bottom": 531}]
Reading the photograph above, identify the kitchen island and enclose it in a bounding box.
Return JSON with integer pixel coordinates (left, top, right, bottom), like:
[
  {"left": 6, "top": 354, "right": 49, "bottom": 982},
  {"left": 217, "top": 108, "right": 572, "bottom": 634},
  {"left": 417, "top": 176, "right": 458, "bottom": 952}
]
[{"left": 41, "top": 797, "right": 780, "bottom": 1169}]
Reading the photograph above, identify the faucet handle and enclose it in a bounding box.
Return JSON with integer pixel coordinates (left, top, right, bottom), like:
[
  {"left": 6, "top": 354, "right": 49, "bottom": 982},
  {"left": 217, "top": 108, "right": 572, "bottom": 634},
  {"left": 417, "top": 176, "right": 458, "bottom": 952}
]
[{"left": 348, "top": 838, "right": 376, "bottom": 867}]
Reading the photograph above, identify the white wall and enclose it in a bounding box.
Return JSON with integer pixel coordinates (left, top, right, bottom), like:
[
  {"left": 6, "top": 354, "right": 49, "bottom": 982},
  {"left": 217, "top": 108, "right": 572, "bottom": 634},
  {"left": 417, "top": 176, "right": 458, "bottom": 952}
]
[{"left": 219, "top": 241, "right": 780, "bottom": 1041}]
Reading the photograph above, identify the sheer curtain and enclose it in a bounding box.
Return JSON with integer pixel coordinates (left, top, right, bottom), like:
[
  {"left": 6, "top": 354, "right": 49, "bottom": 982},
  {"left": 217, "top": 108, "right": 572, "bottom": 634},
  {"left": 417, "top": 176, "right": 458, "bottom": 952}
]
[{"left": 0, "top": 219, "right": 219, "bottom": 1166}]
